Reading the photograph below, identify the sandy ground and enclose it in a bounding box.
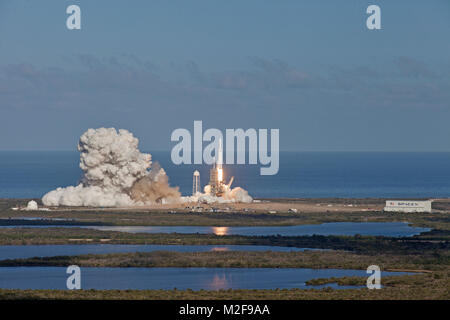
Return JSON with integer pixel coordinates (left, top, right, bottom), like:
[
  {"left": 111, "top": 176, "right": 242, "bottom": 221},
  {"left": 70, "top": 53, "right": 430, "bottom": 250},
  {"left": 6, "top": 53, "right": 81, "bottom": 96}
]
[
  {"left": 38, "top": 198, "right": 386, "bottom": 214},
  {"left": 6, "top": 198, "right": 450, "bottom": 214},
  {"left": 182, "top": 200, "right": 384, "bottom": 213}
]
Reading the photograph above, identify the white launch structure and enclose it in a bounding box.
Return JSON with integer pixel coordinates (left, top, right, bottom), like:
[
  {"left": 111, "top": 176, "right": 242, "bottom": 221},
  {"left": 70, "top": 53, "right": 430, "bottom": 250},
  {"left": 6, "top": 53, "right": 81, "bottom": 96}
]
[{"left": 192, "top": 170, "right": 200, "bottom": 195}]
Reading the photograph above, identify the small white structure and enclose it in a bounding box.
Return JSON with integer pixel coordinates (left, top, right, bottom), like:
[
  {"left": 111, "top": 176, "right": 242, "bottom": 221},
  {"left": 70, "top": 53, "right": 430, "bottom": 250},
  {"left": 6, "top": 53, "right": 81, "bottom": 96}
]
[
  {"left": 192, "top": 170, "right": 200, "bottom": 195},
  {"left": 384, "top": 200, "right": 432, "bottom": 213}
]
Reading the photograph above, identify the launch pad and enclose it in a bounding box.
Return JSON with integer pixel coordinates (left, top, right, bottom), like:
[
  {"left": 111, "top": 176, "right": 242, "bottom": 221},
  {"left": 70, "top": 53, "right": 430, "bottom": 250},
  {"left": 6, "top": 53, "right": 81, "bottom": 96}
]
[
  {"left": 207, "top": 138, "right": 233, "bottom": 197},
  {"left": 191, "top": 138, "right": 234, "bottom": 198}
]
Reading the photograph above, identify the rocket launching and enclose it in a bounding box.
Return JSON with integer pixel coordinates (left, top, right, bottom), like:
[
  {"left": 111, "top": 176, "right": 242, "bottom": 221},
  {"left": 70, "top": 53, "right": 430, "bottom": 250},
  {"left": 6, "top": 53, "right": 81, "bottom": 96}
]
[
  {"left": 42, "top": 128, "right": 252, "bottom": 207},
  {"left": 196, "top": 137, "right": 252, "bottom": 203},
  {"left": 209, "top": 138, "right": 226, "bottom": 197}
]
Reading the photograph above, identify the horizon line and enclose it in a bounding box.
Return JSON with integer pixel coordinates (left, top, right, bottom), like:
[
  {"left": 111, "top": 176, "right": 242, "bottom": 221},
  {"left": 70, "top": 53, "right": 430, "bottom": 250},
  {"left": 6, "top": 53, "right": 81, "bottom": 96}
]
[{"left": 1, "top": 150, "right": 450, "bottom": 153}]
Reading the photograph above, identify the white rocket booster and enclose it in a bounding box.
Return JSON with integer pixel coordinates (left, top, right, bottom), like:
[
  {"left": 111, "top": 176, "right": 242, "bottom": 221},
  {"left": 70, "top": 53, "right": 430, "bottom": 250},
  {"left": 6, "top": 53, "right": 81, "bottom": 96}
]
[{"left": 217, "top": 137, "right": 223, "bottom": 169}]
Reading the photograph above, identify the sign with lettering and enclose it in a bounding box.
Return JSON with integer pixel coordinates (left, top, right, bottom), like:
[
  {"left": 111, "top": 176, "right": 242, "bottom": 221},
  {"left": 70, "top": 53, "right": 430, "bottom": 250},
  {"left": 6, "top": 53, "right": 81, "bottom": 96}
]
[{"left": 384, "top": 200, "right": 432, "bottom": 213}]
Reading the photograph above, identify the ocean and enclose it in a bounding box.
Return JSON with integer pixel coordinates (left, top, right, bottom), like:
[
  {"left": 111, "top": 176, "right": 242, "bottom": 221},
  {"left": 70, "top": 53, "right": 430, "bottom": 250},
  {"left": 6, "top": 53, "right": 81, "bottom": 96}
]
[{"left": 1, "top": 151, "right": 450, "bottom": 199}]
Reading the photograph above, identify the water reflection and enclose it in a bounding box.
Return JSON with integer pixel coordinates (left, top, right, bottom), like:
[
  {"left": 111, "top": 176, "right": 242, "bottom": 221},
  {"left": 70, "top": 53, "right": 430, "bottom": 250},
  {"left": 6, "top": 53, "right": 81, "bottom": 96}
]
[
  {"left": 0, "top": 222, "right": 430, "bottom": 237},
  {"left": 0, "top": 267, "right": 413, "bottom": 290},
  {"left": 212, "top": 227, "right": 229, "bottom": 236},
  {"left": 211, "top": 247, "right": 230, "bottom": 252},
  {"left": 209, "top": 274, "right": 231, "bottom": 290}
]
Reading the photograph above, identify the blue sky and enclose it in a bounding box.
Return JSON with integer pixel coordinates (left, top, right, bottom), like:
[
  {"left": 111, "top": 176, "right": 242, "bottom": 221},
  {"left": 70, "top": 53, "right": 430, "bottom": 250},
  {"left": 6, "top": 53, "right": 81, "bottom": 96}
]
[{"left": 0, "top": 0, "right": 449, "bottom": 151}]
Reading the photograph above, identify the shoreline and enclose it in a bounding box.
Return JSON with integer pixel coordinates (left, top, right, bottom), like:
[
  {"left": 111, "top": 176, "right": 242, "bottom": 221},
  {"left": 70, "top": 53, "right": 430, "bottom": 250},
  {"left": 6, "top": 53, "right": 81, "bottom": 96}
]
[{"left": 1, "top": 198, "right": 449, "bottom": 230}]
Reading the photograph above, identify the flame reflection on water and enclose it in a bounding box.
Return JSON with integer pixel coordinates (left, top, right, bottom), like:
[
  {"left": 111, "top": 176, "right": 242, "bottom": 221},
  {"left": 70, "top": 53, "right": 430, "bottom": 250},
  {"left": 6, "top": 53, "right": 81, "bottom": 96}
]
[
  {"left": 209, "top": 273, "right": 231, "bottom": 290},
  {"left": 212, "top": 227, "right": 229, "bottom": 236}
]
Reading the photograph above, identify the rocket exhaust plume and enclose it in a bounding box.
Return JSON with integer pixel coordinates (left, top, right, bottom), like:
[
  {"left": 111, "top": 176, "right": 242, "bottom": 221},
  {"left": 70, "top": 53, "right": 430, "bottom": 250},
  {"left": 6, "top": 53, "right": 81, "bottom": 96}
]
[
  {"left": 42, "top": 128, "right": 180, "bottom": 207},
  {"left": 130, "top": 162, "right": 181, "bottom": 204}
]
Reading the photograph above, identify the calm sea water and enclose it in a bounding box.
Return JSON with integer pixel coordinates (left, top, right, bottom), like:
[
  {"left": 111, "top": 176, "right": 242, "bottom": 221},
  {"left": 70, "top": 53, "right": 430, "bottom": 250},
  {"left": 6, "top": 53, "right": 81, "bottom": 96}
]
[
  {"left": 0, "top": 267, "right": 410, "bottom": 290},
  {"left": 1, "top": 151, "right": 450, "bottom": 198}
]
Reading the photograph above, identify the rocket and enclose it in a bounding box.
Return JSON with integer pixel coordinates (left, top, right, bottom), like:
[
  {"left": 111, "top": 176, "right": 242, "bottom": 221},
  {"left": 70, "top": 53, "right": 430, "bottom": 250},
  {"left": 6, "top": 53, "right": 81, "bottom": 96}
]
[
  {"left": 216, "top": 137, "right": 223, "bottom": 182},
  {"left": 217, "top": 137, "right": 223, "bottom": 169}
]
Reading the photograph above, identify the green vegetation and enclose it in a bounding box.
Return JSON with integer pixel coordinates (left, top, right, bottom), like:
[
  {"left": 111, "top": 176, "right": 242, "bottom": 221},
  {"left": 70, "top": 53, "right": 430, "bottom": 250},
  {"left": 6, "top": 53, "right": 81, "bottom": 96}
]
[
  {"left": 305, "top": 273, "right": 435, "bottom": 287},
  {"left": 0, "top": 227, "right": 448, "bottom": 256},
  {"left": 306, "top": 276, "right": 366, "bottom": 286},
  {"left": 1, "top": 250, "right": 448, "bottom": 271}
]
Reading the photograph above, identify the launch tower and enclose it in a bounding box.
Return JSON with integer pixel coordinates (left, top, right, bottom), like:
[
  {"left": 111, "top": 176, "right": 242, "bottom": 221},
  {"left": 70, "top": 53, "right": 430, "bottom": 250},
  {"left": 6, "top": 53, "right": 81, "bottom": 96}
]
[
  {"left": 209, "top": 138, "right": 225, "bottom": 197},
  {"left": 192, "top": 170, "right": 200, "bottom": 195}
]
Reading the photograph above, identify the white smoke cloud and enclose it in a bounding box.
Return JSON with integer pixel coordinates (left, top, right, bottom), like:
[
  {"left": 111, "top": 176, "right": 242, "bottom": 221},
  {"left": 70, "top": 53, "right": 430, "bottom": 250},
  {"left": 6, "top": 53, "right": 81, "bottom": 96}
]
[
  {"left": 25, "top": 200, "right": 38, "bottom": 211},
  {"left": 186, "top": 184, "right": 253, "bottom": 204},
  {"left": 42, "top": 128, "right": 180, "bottom": 207},
  {"left": 42, "top": 127, "right": 253, "bottom": 207}
]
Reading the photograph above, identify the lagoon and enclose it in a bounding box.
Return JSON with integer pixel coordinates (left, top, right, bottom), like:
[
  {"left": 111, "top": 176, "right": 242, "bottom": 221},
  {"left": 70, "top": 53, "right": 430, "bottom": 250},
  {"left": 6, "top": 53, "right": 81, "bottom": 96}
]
[
  {"left": 0, "top": 222, "right": 429, "bottom": 237},
  {"left": 0, "top": 267, "right": 411, "bottom": 290},
  {"left": 0, "top": 244, "right": 317, "bottom": 260},
  {"left": 82, "top": 222, "right": 429, "bottom": 237}
]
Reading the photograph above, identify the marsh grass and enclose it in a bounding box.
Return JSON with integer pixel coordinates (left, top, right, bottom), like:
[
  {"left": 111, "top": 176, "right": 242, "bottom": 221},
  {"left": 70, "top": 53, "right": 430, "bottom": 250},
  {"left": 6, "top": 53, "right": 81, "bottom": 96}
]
[{"left": 1, "top": 250, "right": 448, "bottom": 271}]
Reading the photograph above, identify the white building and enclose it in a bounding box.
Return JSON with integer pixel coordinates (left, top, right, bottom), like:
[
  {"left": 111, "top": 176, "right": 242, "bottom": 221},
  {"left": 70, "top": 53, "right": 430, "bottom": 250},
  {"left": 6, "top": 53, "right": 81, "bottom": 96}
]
[{"left": 384, "top": 200, "right": 432, "bottom": 213}]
